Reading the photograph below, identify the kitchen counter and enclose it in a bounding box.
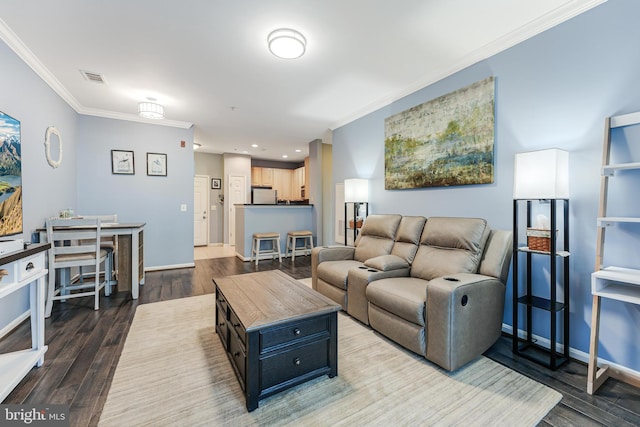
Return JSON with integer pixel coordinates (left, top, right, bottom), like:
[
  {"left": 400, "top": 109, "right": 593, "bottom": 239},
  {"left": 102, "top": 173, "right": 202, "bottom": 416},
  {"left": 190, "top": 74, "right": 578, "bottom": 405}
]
[{"left": 234, "top": 204, "right": 313, "bottom": 261}]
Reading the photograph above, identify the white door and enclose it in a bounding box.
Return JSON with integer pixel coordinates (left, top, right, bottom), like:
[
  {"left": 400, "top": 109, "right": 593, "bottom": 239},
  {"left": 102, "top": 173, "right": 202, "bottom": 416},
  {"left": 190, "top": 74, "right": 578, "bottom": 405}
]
[
  {"left": 194, "top": 175, "right": 209, "bottom": 246},
  {"left": 228, "top": 175, "right": 246, "bottom": 246}
]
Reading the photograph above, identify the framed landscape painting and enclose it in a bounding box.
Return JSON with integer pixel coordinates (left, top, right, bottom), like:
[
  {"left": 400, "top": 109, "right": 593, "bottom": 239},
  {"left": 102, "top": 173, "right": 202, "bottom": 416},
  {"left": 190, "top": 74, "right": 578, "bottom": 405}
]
[
  {"left": 384, "top": 77, "right": 495, "bottom": 189},
  {"left": 0, "top": 111, "right": 22, "bottom": 236}
]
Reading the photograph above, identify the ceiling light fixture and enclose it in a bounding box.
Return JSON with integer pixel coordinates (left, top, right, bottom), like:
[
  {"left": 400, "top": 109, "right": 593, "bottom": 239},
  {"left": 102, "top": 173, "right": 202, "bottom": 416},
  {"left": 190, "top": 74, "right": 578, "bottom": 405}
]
[
  {"left": 138, "top": 102, "right": 164, "bottom": 119},
  {"left": 193, "top": 142, "right": 202, "bottom": 150},
  {"left": 268, "top": 28, "right": 306, "bottom": 59}
]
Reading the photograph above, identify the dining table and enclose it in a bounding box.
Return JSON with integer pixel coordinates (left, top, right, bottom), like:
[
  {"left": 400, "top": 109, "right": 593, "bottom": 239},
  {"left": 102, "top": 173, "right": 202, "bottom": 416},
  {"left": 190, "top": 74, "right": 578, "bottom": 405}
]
[{"left": 37, "top": 221, "right": 145, "bottom": 299}]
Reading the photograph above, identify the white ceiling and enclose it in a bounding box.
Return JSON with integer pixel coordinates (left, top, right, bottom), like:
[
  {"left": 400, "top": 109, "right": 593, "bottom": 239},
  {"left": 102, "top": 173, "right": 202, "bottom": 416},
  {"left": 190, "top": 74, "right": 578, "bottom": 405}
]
[{"left": 0, "top": 0, "right": 604, "bottom": 161}]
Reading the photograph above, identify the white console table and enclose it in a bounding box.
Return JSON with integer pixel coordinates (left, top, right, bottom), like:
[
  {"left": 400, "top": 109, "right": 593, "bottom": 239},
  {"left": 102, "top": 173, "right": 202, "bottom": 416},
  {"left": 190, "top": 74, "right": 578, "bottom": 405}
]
[{"left": 0, "top": 243, "right": 50, "bottom": 402}]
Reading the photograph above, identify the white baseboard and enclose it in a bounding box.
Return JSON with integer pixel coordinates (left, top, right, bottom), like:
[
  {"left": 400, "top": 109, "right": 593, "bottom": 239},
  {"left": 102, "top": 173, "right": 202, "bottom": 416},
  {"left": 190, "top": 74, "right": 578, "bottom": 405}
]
[
  {"left": 144, "top": 263, "right": 195, "bottom": 272},
  {"left": 0, "top": 310, "right": 29, "bottom": 340},
  {"left": 501, "top": 323, "right": 640, "bottom": 380}
]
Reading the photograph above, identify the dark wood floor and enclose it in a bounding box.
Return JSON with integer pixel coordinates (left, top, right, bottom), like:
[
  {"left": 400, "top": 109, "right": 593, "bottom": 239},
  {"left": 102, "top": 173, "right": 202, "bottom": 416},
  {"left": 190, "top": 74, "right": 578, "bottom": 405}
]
[{"left": 1, "top": 256, "right": 639, "bottom": 426}]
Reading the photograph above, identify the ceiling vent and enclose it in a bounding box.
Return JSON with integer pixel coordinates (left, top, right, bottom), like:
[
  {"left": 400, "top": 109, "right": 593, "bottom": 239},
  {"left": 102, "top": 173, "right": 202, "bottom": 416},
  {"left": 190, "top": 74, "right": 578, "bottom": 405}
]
[{"left": 80, "top": 70, "right": 106, "bottom": 84}]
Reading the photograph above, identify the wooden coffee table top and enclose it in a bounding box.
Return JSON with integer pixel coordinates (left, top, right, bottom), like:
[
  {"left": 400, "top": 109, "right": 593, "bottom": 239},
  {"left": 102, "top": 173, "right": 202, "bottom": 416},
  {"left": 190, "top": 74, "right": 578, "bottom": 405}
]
[{"left": 213, "top": 270, "right": 341, "bottom": 332}]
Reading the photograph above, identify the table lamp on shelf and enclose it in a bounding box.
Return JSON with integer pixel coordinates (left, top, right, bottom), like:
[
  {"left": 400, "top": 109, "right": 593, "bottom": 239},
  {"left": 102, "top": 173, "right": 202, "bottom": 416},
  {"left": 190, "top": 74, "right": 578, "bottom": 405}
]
[
  {"left": 513, "top": 148, "right": 569, "bottom": 200},
  {"left": 344, "top": 178, "right": 369, "bottom": 246}
]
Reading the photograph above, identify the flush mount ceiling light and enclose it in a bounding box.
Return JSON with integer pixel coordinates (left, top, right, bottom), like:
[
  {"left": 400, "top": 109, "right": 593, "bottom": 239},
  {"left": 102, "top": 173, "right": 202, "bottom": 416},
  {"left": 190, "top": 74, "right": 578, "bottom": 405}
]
[
  {"left": 268, "top": 28, "right": 306, "bottom": 59},
  {"left": 138, "top": 102, "right": 164, "bottom": 119}
]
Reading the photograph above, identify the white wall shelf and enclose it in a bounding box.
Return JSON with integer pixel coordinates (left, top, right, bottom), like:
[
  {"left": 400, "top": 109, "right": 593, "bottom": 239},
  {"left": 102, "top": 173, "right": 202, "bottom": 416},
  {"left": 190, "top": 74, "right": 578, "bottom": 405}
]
[{"left": 0, "top": 243, "right": 50, "bottom": 402}]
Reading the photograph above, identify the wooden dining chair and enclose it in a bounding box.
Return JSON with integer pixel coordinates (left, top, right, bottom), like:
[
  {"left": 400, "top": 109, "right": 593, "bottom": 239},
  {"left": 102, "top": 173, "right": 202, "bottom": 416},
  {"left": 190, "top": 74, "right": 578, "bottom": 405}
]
[
  {"left": 78, "top": 214, "right": 118, "bottom": 289},
  {"left": 45, "top": 218, "right": 112, "bottom": 317}
]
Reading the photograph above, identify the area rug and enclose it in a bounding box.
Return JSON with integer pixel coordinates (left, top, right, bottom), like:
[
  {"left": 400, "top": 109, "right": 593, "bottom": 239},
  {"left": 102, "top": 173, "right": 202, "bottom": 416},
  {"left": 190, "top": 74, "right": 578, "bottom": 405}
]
[{"left": 98, "top": 291, "right": 561, "bottom": 426}]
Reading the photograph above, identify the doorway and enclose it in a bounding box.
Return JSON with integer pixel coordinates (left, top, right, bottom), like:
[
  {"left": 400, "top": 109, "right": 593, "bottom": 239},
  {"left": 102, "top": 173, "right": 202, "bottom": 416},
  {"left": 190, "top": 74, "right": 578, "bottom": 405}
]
[{"left": 194, "top": 175, "right": 209, "bottom": 246}]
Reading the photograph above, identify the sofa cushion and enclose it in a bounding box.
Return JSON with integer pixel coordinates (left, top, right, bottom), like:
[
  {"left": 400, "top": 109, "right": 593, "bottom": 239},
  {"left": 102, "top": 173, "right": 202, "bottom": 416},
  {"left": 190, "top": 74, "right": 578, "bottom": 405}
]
[
  {"left": 317, "top": 260, "right": 364, "bottom": 290},
  {"left": 364, "top": 254, "right": 409, "bottom": 271},
  {"left": 391, "top": 216, "right": 427, "bottom": 264},
  {"left": 353, "top": 214, "right": 402, "bottom": 262},
  {"left": 366, "top": 277, "right": 428, "bottom": 326},
  {"left": 411, "top": 217, "right": 490, "bottom": 281}
]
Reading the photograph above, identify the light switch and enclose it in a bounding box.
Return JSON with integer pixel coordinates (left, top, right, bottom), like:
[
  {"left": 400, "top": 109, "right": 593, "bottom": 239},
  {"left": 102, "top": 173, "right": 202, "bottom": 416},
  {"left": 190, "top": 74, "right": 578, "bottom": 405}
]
[
  {"left": 211, "top": 205, "right": 216, "bottom": 211},
  {"left": 180, "top": 204, "right": 187, "bottom": 212}
]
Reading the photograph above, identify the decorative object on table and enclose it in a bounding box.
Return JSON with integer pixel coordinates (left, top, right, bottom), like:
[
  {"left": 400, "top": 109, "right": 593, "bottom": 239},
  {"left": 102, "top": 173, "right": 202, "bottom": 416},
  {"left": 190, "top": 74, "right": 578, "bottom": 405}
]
[
  {"left": 111, "top": 150, "right": 135, "bottom": 175},
  {"left": 146, "top": 152, "right": 167, "bottom": 176},
  {"left": 0, "top": 110, "right": 23, "bottom": 238},
  {"left": 512, "top": 148, "right": 570, "bottom": 370},
  {"left": 44, "top": 126, "right": 62, "bottom": 168},
  {"left": 384, "top": 76, "right": 495, "bottom": 190},
  {"left": 211, "top": 178, "right": 221, "bottom": 189},
  {"left": 344, "top": 178, "right": 369, "bottom": 246},
  {"left": 0, "top": 268, "right": 7, "bottom": 282}
]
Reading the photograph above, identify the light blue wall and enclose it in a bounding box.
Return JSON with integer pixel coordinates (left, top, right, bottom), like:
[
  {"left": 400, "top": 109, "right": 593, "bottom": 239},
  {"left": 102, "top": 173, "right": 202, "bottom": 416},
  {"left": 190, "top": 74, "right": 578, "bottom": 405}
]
[
  {"left": 333, "top": 0, "right": 640, "bottom": 372},
  {"left": 0, "top": 38, "right": 79, "bottom": 329},
  {"left": 0, "top": 33, "right": 195, "bottom": 331},
  {"left": 77, "top": 116, "right": 194, "bottom": 268}
]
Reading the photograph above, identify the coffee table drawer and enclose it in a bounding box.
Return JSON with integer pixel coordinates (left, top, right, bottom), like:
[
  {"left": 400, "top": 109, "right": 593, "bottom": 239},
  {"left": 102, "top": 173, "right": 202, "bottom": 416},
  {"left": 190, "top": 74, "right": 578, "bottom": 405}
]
[
  {"left": 260, "top": 338, "right": 330, "bottom": 391},
  {"left": 215, "top": 302, "right": 228, "bottom": 350},
  {"left": 260, "top": 316, "right": 330, "bottom": 351},
  {"left": 229, "top": 329, "right": 246, "bottom": 386},
  {"left": 229, "top": 309, "right": 246, "bottom": 346}
]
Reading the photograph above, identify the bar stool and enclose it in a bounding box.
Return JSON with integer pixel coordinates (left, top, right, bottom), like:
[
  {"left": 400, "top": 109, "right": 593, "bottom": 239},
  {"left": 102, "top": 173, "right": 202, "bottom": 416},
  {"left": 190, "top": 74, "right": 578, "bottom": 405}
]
[
  {"left": 286, "top": 230, "right": 314, "bottom": 261},
  {"left": 251, "top": 232, "right": 282, "bottom": 266}
]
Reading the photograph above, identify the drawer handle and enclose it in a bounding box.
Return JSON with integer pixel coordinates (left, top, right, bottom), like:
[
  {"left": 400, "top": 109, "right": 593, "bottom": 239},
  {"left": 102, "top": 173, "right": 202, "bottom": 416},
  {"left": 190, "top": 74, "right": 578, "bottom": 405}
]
[
  {"left": 26, "top": 262, "right": 35, "bottom": 271},
  {"left": 233, "top": 323, "right": 240, "bottom": 328},
  {"left": 218, "top": 322, "right": 225, "bottom": 327},
  {"left": 293, "top": 328, "right": 301, "bottom": 336},
  {"left": 234, "top": 351, "right": 241, "bottom": 357},
  {"left": 293, "top": 358, "right": 301, "bottom": 366}
]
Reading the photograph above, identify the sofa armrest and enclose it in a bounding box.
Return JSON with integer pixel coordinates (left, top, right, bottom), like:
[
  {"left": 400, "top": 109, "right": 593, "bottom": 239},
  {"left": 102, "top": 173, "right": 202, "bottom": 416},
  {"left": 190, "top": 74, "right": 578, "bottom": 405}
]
[
  {"left": 311, "top": 246, "right": 356, "bottom": 290},
  {"left": 364, "top": 254, "right": 409, "bottom": 272},
  {"left": 425, "top": 273, "right": 506, "bottom": 371}
]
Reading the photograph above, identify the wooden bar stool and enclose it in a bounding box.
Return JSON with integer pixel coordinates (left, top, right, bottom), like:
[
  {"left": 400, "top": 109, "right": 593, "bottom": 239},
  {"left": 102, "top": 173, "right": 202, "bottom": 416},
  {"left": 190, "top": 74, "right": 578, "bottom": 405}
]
[
  {"left": 251, "top": 232, "right": 282, "bottom": 265},
  {"left": 286, "top": 230, "right": 314, "bottom": 261}
]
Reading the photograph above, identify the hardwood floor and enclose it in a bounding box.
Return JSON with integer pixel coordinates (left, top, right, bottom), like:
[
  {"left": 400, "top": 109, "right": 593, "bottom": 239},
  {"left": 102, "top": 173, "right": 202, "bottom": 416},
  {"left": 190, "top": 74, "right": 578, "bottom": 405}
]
[{"left": 1, "top": 256, "right": 639, "bottom": 426}]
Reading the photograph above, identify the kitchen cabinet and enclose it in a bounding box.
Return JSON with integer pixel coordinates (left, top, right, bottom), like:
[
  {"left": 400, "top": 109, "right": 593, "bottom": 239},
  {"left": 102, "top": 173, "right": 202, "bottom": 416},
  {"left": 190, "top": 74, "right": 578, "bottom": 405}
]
[{"left": 252, "top": 166, "right": 306, "bottom": 200}]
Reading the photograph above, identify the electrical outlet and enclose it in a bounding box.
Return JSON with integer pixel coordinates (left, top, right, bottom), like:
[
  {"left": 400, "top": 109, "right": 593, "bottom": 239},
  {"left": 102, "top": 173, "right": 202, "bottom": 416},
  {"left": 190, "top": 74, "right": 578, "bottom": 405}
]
[
  {"left": 211, "top": 205, "right": 216, "bottom": 211},
  {"left": 180, "top": 204, "right": 187, "bottom": 212}
]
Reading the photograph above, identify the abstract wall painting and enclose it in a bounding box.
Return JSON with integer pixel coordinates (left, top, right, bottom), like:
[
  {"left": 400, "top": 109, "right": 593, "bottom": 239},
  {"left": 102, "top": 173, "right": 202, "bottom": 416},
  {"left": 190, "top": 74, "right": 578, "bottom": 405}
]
[{"left": 384, "top": 77, "right": 495, "bottom": 189}]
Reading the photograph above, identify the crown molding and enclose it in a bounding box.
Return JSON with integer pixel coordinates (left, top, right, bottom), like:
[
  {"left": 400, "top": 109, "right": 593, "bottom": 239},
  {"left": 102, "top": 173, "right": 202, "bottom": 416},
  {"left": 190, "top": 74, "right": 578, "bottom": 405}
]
[
  {"left": 331, "top": 0, "right": 608, "bottom": 130},
  {"left": 0, "top": 17, "right": 83, "bottom": 111},
  {"left": 78, "top": 107, "right": 193, "bottom": 129},
  {"left": 0, "top": 17, "right": 192, "bottom": 130}
]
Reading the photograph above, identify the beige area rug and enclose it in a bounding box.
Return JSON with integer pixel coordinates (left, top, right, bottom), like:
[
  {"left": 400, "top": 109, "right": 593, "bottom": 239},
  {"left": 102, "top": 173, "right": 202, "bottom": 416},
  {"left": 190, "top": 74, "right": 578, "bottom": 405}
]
[{"left": 99, "top": 288, "right": 561, "bottom": 426}]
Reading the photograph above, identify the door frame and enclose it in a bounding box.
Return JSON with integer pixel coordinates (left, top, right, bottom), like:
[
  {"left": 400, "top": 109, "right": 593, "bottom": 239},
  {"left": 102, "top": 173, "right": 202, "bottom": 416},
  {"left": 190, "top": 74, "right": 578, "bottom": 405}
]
[{"left": 227, "top": 174, "right": 247, "bottom": 246}]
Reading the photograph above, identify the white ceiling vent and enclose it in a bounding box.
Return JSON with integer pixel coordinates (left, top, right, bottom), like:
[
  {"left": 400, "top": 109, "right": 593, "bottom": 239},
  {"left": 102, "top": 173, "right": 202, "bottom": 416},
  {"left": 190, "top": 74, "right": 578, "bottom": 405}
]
[{"left": 80, "top": 70, "right": 106, "bottom": 84}]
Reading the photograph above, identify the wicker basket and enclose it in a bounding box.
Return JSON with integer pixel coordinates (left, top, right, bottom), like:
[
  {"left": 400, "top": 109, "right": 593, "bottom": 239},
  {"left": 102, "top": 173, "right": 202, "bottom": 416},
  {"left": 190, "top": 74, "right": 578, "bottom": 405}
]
[
  {"left": 349, "top": 218, "right": 363, "bottom": 229},
  {"left": 526, "top": 228, "right": 554, "bottom": 252}
]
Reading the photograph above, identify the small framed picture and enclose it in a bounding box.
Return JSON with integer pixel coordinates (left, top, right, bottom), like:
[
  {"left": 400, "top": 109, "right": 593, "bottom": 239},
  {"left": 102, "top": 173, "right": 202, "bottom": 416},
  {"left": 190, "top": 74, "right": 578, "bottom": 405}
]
[
  {"left": 147, "top": 152, "right": 167, "bottom": 176},
  {"left": 211, "top": 178, "right": 221, "bottom": 189},
  {"left": 111, "top": 150, "right": 135, "bottom": 175}
]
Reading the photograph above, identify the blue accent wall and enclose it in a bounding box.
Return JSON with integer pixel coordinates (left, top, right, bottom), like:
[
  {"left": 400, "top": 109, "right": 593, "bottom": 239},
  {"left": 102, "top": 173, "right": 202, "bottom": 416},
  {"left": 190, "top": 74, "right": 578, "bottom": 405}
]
[
  {"left": 0, "top": 36, "right": 194, "bottom": 328},
  {"left": 333, "top": 0, "right": 640, "bottom": 372}
]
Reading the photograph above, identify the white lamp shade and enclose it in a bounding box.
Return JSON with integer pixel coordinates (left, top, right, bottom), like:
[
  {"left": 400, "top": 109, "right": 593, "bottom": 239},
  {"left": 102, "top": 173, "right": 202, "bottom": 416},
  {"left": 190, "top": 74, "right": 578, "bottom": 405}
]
[
  {"left": 513, "top": 149, "right": 569, "bottom": 199},
  {"left": 344, "top": 179, "right": 369, "bottom": 203}
]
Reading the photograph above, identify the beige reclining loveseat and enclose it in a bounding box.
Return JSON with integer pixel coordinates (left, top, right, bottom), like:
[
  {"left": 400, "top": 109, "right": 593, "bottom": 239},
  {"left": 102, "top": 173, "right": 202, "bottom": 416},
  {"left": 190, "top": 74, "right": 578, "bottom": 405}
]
[{"left": 311, "top": 214, "right": 512, "bottom": 371}]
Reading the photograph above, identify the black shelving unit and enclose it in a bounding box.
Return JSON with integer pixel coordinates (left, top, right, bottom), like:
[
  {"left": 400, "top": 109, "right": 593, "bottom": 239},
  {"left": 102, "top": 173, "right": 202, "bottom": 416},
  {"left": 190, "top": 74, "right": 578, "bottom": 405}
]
[
  {"left": 344, "top": 202, "right": 368, "bottom": 246},
  {"left": 512, "top": 198, "right": 570, "bottom": 370}
]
